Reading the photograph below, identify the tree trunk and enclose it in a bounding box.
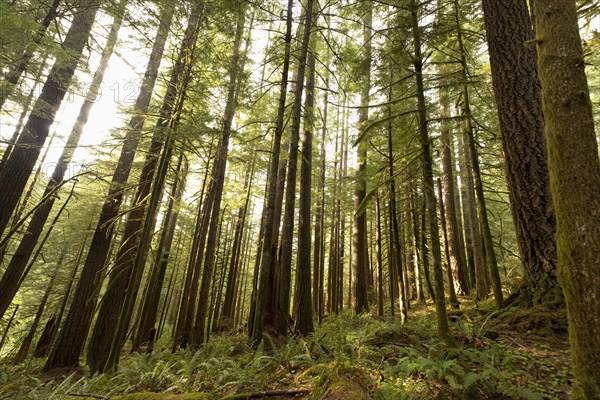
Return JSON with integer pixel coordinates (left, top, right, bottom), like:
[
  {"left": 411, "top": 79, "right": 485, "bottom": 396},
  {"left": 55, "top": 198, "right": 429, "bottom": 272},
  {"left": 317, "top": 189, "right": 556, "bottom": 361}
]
[
  {"left": 0, "top": 0, "right": 124, "bottom": 320},
  {"left": 0, "top": 0, "right": 60, "bottom": 110},
  {"left": 34, "top": 237, "right": 85, "bottom": 358},
  {"left": 437, "top": 178, "right": 460, "bottom": 308},
  {"left": 0, "top": 0, "right": 100, "bottom": 238},
  {"left": 312, "top": 79, "right": 328, "bottom": 322},
  {"left": 43, "top": 3, "right": 175, "bottom": 372},
  {"left": 410, "top": 0, "right": 452, "bottom": 345},
  {"left": 191, "top": 7, "right": 246, "bottom": 346},
  {"left": 13, "top": 258, "right": 59, "bottom": 364},
  {"left": 251, "top": 0, "right": 294, "bottom": 345},
  {"left": 439, "top": 82, "right": 470, "bottom": 295},
  {"left": 221, "top": 164, "right": 254, "bottom": 328},
  {"left": 293, "top": 44, "right": 316, "bottom": 336},
  {"left": 534, "top": 1, "right": 600, "bottom": 396},
  {"left": 482, "top": 0, "right": 558, "bottom": 306},
  {"left": 274, "top": 0, "right": 315, "bottom": 337},
  {"left": 105, "top": 130, "right": 175, "bottom": 371},
  {"left": 376, "top": 196, "right": 384, "bottom": 316},
  {"left": 0, "top": 305, "right": 19, "bottom": 353},
  {"left": 133, "top": 151, "right": 188, "bottom": 351},
  {"left": 352, "top": 2, "right": 372, "bottom": 315},
  {"left": 0, "top": 50, "right": 49, "bottom": 173},
  {"left": 174, "top": 142, "right": 213, "bottom": 349}
]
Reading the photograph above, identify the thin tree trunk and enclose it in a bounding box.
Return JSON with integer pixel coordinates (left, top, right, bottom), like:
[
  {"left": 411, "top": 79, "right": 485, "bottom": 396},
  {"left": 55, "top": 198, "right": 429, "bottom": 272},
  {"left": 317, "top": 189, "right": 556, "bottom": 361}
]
[
  {"left": 251, "top": 0, "right": 294, "bottom": 345},
  {"left": 13, "top": 263, "right": 59, "bottom": 364},
  {"left": 192, "top": 7, "right": 246, "bottom": 346},
  {"left": 221, "top": 164, "right": 254, "bottom": 328},
  {"left": 439, "top": 81, "right": 470, "bottom": 295},
  {"left": 376, "top": 196, "right": 384, "bottom": 316},
  {"left": 275, "top": 0, "right": 315, "bottom": 336},
  {"left": 34, "top": 237, "right": 85, "bottom": 358},
  {"left": 312, "top": 88, "right": 327, "bottom": 321},
  {"left": 0, "top": 305, "right": 19, "bottom": 353},
  {"left": 104, "top": 133, "right": 175, "bottom": 372},
  {"left": 437, "top": 178, "right": 460, "bottom": 308},
  {"left": 133, "top": 151, "right": 188, "bottom": 351},
  {"left": 293, "top": 42, "right": 316, "bottom": 336},
  {"left": 0, "top": 50, "right": 50, "bottom": 173},
  {"left": 174, "top": 141, "right": 213, "bottom": 349},
  {"left": 410, "top": 0, "right": 452, "bottom": 345}
]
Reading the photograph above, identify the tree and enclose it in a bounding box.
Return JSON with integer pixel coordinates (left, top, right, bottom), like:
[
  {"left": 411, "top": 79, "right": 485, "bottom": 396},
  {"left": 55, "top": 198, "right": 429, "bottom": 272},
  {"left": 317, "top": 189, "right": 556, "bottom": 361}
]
[
  {"left": 251, "top": 0, "right": 294, "bottom": 344},
  {"left": 293, "top": 44, "right": 316, "bottom": 336},
  {"left": 133, "top": 151, "right": 188, "bottom": 351},
  {"left": 410, "top": 0, "right": 452, "bottom": 345},
  {"left": 43, "top": 2, "right": 176, "bottom": 371},
  {"left": 352, "top": 0, "right": 372, "bottom": 315},
  {"left": 0, "top": 0, "right": 60, "bottom": 110},
  {"left": 482, "top": 0, "right": 558, "bottom": 306},
  {"left": 191, "top": 4, "right": 247, "bottom": 347},
  {"left": 0, "top": 0, "right": 100, "bottom": 239},
  {"left": 534, "top": 0, "right": 600, "bottom": 396},
  {"left": 0, "top": 0, "right": 125, "bottom": 321},
  {"left": 87, "top": 2, "right": 202, "bottom": 371}
]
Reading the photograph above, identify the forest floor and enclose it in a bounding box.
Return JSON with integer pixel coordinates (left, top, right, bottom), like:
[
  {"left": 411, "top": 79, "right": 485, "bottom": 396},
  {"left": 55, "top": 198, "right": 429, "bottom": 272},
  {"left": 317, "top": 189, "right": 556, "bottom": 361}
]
[{"left": 0, "top": 299, "right": 572, "bottom": 399}]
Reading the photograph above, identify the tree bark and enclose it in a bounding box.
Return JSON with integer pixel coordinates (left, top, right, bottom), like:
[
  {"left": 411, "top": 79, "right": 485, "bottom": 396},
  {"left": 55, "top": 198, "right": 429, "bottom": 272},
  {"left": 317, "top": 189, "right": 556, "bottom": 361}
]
[
  {"left": 376, "top": 196, "right": 384, "bottom": 316},
  {"left": 437, "top": 178, "right": 460, "bottom": 308},
  {"left": 534, "top": 1, "right": 600, "bottom": 396},
  {"left": 251, "top": 0, "right": 294, "bottom": 345},
  {"left": 133, "top": 151, "right": 188, "bottom": 351},
  {"left": 274, "top": 0, "right": 315, "bottom": 336},
  {"left": 439, "top": 82, "right": 470, "bottom": 295},
  {"left": 191, "top": 7, "right": 246, "bottom": 346},
  {"left": 482, "top": 0, "right": 558, "bottom": 306}
]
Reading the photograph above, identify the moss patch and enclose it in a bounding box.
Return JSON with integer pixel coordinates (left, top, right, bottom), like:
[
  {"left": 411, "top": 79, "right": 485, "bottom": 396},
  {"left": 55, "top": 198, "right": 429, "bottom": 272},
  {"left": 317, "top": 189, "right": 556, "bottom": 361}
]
[
  {"left": 301, "top": 361, "right": 374, "bottom": 400},
  {"left": 111, "top": 392, "right": 212, "bottom": 400}
]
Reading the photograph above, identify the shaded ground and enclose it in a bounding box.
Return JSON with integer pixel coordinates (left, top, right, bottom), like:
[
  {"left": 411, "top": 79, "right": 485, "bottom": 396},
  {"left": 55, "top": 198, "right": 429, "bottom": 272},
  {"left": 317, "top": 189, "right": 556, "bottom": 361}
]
[{"left": 0, "top": 300, "right": 571, "bottom": 399}]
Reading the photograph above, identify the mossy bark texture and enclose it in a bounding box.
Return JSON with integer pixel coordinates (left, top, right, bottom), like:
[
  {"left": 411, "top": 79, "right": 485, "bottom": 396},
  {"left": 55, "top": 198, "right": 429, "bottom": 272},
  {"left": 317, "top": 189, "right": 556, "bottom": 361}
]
[{"left": 534, "top": 0, "right": 600, "bottom": 398}]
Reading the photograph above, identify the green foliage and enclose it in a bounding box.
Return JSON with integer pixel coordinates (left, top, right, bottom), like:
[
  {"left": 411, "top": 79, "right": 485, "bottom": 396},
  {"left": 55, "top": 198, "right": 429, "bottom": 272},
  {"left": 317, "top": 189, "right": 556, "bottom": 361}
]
[{"left": 0, "top": 303, "right": 573, "bottom": 399}]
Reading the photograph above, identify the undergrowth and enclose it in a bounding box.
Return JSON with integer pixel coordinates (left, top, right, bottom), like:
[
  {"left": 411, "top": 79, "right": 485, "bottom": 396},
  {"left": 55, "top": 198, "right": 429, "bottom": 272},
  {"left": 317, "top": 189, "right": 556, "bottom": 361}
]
[{"left": 0, "top": 301, "right": 571, "bottom": 399}]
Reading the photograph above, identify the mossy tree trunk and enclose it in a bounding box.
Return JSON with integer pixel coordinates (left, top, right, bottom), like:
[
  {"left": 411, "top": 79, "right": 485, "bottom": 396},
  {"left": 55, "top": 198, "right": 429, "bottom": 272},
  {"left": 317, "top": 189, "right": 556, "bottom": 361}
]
[{"left": 534, "top": 0, "right": 600, "bottom": 397}]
